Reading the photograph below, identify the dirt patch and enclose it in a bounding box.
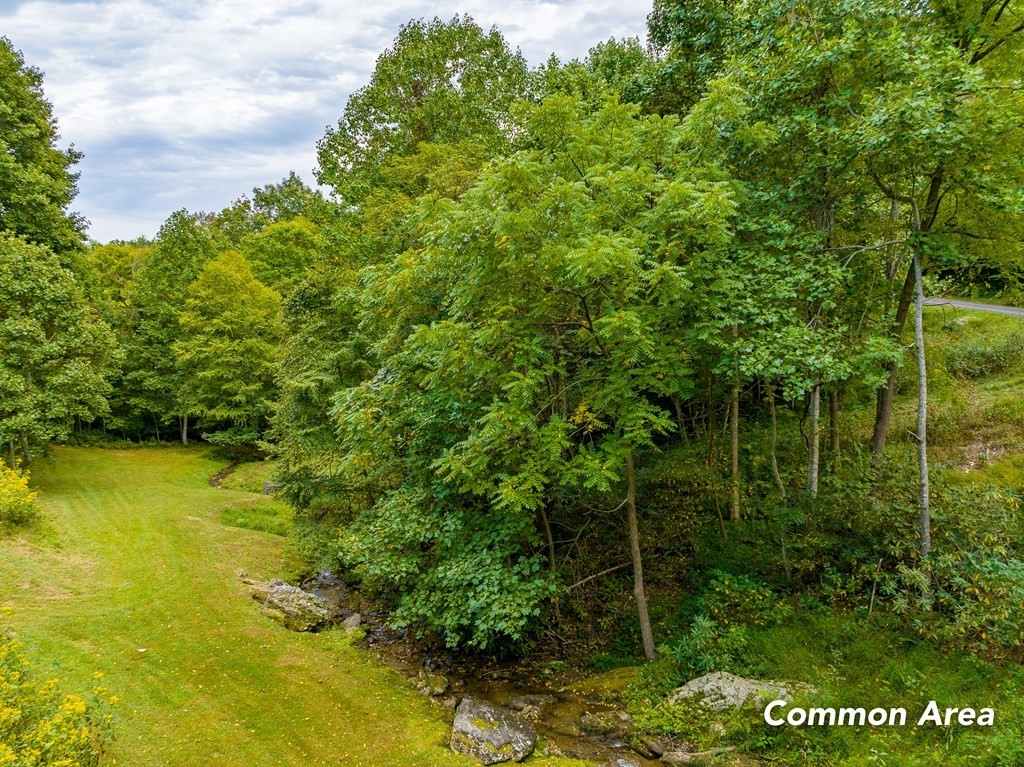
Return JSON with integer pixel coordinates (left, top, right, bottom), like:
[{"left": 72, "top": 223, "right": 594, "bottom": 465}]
[{"left": 956, "top": 441, "right": 1009, "bottom": 471}]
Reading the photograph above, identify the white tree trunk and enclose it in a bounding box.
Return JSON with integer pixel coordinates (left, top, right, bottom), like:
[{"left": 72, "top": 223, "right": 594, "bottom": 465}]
[
  {"left": 914, "top": 252, "right": 931, "bottom": 559},
  {"left": 807, "top": 383, "right": 820, "bottom": 498}
]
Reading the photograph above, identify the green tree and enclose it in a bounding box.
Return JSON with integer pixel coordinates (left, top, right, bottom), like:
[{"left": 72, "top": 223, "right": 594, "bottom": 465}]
[
  {"left": 174, "top": 251, "right": 283, "bottom": 445},
  {"left": 214, "top": 172, "right": 331, "bottom": 248},
  {"left": 316, "top": 15, "right": 529, "bottom": 204},
  {"left": 646, "top": 0, "right": 736, "bottom": 114},
  {"left": 86, "top": 241, "right": 150, "bottom": 323},
  {"left": 276, "top": 16, "right": 528, "bottom": 517},
  {"left": 121, "top": 210, "right": 217, "bottom": 441},
  {"left": 239, "top": 217, "right": 319, "bottom": 295},
  {"left": 0, "top": 38, "right": 84, "bottom": 259},
  {"left": 330, "top": 95, "right": 737, "bottom": 654},
  {"left": 0, "top": 233, "right": 114, "bottom": 465}
]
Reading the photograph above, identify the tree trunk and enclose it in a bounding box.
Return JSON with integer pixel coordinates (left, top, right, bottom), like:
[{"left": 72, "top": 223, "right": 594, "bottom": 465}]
[
  {"left": 19, "top": 431, "right": 29, "bottom": 466},
  {"left": 914, "top": 252, "right": 931, "bottom": 560},
  {"left": 871, "top": 166, "right": 945, "bottom": 456},
  {"left": 829, "top": 390, "right": 840, "bottom": 460},
  {"left": 153, "top": 415, "right": 161, "bottom": 442},
  {"left": 768, "top": 382, "right": 786, "bottom": 499},
  {"left": 730, "top": 376, "right": 740, "bottom": 522},
  {"left": 705, "top": 374, "right": 716, "bottom": 467},
  {"left": 807, "top": 383, "right": 820, "bottom": 498},
  {"left": 672, "top": 395, "right": 687, "bottom": 444},
  {"left": 625, "top": 452, "right": 657, "bottom": 661},
  {"left": 870, "top": 260, "right": 916, "bottom": 454},
  {"left": 7, "top": 438, "right": 15, "bottom": 470},
  {"left": 180, "top": 414, "right": 189, "bottom": 446},
  {"left": 539, "top": 506, "right": 556, "bottom": 574}
]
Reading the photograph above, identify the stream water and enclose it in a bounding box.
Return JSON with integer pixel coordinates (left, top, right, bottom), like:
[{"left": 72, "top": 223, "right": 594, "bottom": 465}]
[{"left": 300, "top": 572, "right": 665, "bottom": 766}]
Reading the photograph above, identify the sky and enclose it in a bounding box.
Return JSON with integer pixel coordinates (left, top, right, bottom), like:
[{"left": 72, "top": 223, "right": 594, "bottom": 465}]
[{"left": 2, "top": 0, "right": 653, "bottom": 243}]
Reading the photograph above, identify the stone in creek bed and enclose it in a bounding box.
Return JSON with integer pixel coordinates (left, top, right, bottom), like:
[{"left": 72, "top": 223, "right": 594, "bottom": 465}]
[
  {"left": 450, "top": 696, "right": 537, "bottom": 765},
  {"left": 629, "top": 733, "right": 665, "bottom": 758},
  {"left": 579, "top": 709, "right": 632, "bottom": 737},
  {"left": 260, "top": 583, "right": 330, "bottom": 631},
  {"left": 503, "top": 694, "right": 554, "bottom": 712},
  {"left": 605, "top": 756, "right": 644, "bottom": 767},
  {"left": 415, "top": 670, "right": 450, "bottom": 697}
]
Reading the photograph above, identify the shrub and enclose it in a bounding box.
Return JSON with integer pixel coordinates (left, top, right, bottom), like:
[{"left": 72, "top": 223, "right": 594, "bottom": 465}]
[
  {"left": 0, "top": 466, "right": 38, "bottom": 527},
  {"left": 672, "top": 615, "right": 754, "bottom": 676},
  {"left": 945, "top": 332, "right": 1024, "bottom": 378},
  {"left": 0, "top": 613, "right": 115, "bottom": 765},
  {"left": 670, "top": 573, "right": 789, "bottom": 676},
  {"left": 700, "top": 571, "right": 792, "bottom": 628}
]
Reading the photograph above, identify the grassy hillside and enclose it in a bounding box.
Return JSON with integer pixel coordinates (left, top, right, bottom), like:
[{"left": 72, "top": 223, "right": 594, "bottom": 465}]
[{"left": 0, "top": 447, "right": 479, "bottom": 767}]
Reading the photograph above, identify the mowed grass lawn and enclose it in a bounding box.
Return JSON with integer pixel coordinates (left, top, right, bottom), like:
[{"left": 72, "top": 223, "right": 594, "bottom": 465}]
[{"left": 0, "top": 447, "right": 473, "bottom": 767}]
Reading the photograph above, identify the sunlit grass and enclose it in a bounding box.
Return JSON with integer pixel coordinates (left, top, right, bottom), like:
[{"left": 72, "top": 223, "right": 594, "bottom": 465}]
[{"left": 0, "top": 447, "right": 476, "bottom": 767}]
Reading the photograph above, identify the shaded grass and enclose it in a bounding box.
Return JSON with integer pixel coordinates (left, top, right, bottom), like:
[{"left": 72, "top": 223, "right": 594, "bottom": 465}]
[
  {"left": 744, "top": 615, "right": 1024, "bottom": 766},
  {"left": 219, "top": 460, "right": 277, "bottom": 494},
  {"left": 0, "top": 447, "right": 481, "bottom": 767},
  {"left": 217, "top": 496, "right": 293, "bottom": 536}
]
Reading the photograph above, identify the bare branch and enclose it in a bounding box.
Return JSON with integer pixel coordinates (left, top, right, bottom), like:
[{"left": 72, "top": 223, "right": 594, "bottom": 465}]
[{"left": 569, "top": 563, "right": 630, "bottom": 589}]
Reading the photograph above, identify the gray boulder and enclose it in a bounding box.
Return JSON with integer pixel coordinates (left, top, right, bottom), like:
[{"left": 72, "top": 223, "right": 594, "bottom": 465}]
[
  {"left": 579, "top": 709, "right": 632, "bottom": 737},
  {"left": 248, "top": 578, "right": 285, "bottom": 604},
  {"left": 261, "top": 583, "right": 330, "bottom": 631},
  {"left": 451, "top": 696, "right": 536, "bottom": 764},
  {"left": 668, "top": 671, "right": 814, "bottom": 712}
]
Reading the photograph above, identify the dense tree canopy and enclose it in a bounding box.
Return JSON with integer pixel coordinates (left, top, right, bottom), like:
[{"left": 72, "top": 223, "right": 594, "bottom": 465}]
[
  {"left": 0, "top": 37, "right": 84, "bottom": 259},
  {"left": 0, "top": 233, "right": 114, "bottom": 466},
  {"left": 174, "top": 250, "right": 283, "bottom": 444},
  {"left": 5, "top": 4, "right": 1024, "bottom": 669},
  {"left": 316, "top": 15, "right": 530, "bottom": 203}
]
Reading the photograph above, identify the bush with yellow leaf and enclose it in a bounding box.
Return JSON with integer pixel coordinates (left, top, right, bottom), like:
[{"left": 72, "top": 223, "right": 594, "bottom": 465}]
[
  {"left": 0, "top": 612, "right": 115, "bottom": 766},
  {"left": 0, "top": 467, "right": 37, "bottom": 527}
]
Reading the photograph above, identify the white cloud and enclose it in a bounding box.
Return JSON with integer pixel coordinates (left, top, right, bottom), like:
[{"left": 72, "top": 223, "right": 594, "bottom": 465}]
[{"left": 3, "top": 0, "right": 652, "bottom": 242}]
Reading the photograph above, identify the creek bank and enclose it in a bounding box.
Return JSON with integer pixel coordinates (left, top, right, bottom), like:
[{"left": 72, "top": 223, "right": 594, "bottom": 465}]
[
  {"left": 239, "top": 572, "right": 781, "bottom": 766},
  {"left": 208, "top": 462, "right": 238, "bottom": 487}
]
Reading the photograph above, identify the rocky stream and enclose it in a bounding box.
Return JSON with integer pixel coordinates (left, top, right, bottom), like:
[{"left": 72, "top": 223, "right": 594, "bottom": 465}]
[{"left": 241, "top": 571, "right": 783, "bottom": 766}]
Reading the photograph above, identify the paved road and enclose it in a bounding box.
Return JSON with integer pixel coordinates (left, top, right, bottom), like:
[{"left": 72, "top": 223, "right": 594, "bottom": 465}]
[{"left": 924, "top": 297, "right": 1024, "bottom": 318}]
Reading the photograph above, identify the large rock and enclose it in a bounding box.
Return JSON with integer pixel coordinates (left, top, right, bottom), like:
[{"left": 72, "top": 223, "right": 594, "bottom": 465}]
[
  {"left": 261, "top": 583, "right": 331, "bottom": 631},
  {"left": 451, "top": 696, "right": 536, "bottom": 765},
  {"left": 669, "top": 671, "right": 813, "bottom": 712},
  {"left": 579, "top": 709, "right": 632, "bottom": 737}
]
